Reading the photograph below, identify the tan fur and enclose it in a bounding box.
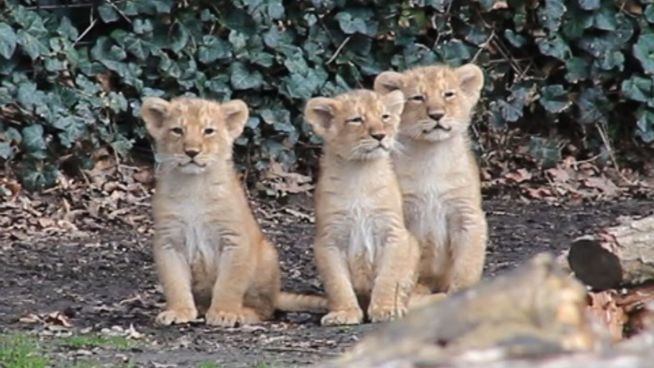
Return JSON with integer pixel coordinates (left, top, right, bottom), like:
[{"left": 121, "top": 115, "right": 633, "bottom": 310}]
[
  {"left": 305, "top": 89, "right": 440, "bottom": 326},
  {"left": 141, "top": 96, "right": 326, "bottom": 327},
  {"left": 374, "top": 64, "right": 488, "bottom": 293}
]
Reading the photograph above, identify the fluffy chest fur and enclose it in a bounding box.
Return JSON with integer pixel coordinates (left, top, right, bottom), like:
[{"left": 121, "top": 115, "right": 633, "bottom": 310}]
[
  {"left": 338, "top": 198, "right": 386, "bottom": 263},
  {"left": 316, "top": 160, "right": 403, "bottom": 264},
  {"left": 393, "top": 135, "right": 479, "bottom": 249},
  {"left": 153, "top": 175, "right": 232, "bottom": 266}
]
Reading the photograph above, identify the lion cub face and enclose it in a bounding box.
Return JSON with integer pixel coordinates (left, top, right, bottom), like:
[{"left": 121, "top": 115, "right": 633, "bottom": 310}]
[
  {"left": 374, "top": 64, "right": 484, "bottom": 142},
  {"left": 140, "top": 97, "right": 248, "bottom": 174},
  {"left": 304, "top": 89, "right": 405, "bottom": 161}
]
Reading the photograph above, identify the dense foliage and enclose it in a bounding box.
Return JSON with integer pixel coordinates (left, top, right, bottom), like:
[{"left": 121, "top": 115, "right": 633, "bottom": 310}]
[{"left": 0, "top": 0, "right": 652, "bottom": 189}]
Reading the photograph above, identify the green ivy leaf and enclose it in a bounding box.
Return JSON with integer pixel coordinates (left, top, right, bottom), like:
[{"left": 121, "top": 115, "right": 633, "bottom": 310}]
[
  {"left": 539, "top": 85, "right": 571, "bottom": 113},
  {"left": 565, "top": 57, "right": 589, "bottom": 83},
  {"left": 497, "top": 100, "right": 523, "bottom": 122},
  {"left": 44, "top": 58, "right": 66, "bottom": 72},
  {"left": 578, "top": 0, "right": 600, "bottom": 11},
  {"left": 636, "top": 108, "right": 654, "bottom": 143},
  {"left": 437, "top": 39, "right": 474, "bottom": 65},
  {"left": 53, "top": 116, "right": 87, "bottom": 148},
  {"left": 123, "top": 33, "right": 149, "bottom": 60},
  {"left": 528, "top": 136, "right": 562, "bottom": 168},
  {"left": 98, "top": 4, "right": 120, "bottom": 23},
  {"left": 633, "top": 34, "right": 654, "bottom": 74},
  {"left": 577, "top": 87, "right": 610, "bottom": 124},
  {"left": 56, "top": 16, "right": 78, "bottom": 40},
  {"left": 133, "top": 18, "right": 154, "bottom": 35},
  {"left": 170, "top": 23, "right": 189, "bottom": 52},
  {"left": 538, "top": 0, "right": 566, "bottom": 32},
  {"left": 250, "top": 51, "right": 274, "bottom": 67},
  {"left": 593, "top": 8, "right": 617, "bottom": 31},
  {"left": 20, "top": 161, "right": 59, "bottom": 190},
  {"left": 21, "top": 124, "right": 46, "bottom": 152},
  {"left": 621, "top": 76, "right": 654, "bottom": 104},
  {"left": 645, "top": 5, "right": 654, "bottom": 24},
  {"left": 0, "top": 142, "right": 13, "bottom": 160},
  {"left": 503, "top": 29, "right": 526, "bottom": 48},
  {"left": 146, "top": 0, "right": 174, "bottom": 14},
  {"left": 16, "top": 81, "right": 45, "bottom": 110},
  {"left": 267, "top": 0, "right": 285, "bottom": 20},
  {"left": 17, "top": 30, "right": 48, "bottom": 60},
  {"left": 335, "top": 12, "right": 368, "bottom": 35},
  {"left": 198, "top": 36, "right": 231, "bottom": 63},
  {"left": 0, "top": 23, "right": 18, "bottom": 59},
  {"left": 596, "top": 50, "right": 624, "bottom": 71},
  {"left": 230, "top": 62, "right": 263, "bottom": 90},
  {"left": 91, "top": 37, "right": 127, "bottom": 61},
  {"left": 561, "top": 8, "right": 593, "bottom": 39},
  {"left": 204, "top": 75, "right": 232, "bottom": 100},
  {"left": 536, "top": 34, "right": 570, "bottom": 61},
  {"left": 110, "top": 136, "right": 133, "bottom": 157}
]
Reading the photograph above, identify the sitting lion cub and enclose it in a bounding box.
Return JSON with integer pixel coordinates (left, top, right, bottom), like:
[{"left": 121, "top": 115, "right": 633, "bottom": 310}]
[
  {"left": 374, "top": 64, "right": 488, "bottom": 293},
  {"left": 305, "top": 89, "right": 428, "bottom": 325},
  {"left": 141, "top": 96, "right": 325, "bottom": 327}
]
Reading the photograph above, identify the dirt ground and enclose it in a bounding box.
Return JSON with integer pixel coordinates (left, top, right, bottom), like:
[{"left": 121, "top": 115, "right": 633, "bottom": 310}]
[{"left": 1, "top": 195, "right": 653, "bottom": 368}]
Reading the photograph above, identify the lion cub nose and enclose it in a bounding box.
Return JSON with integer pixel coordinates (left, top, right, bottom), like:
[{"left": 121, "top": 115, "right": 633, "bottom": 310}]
[
  {"left": 428, "top": 111, "right": 445, "bottom": 121},
  {"left": 185, "top": 149, "right": 200, "bottom": 158},
  {"left": 371, "top": 133, "right": 386, "bottom": 141}
]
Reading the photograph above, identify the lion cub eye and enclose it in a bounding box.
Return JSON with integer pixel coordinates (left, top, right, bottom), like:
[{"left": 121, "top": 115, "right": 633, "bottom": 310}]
[
  {"left": 381, "top": 113, "right": 391, "bottom": 121},
  {"left": 409, "top": 95, "right": 425, "bottom": 102},
  {"left": 444, "top": 90, "right": 456, "bottom": 99},
  {"left": 346, "top": 116, "right": 364, "bottom": 125},
  {"left": 204, "top": 128, "right": 216, "bottom": 135},
  {"left": 170, "top": 127, "right": 183, "bottom": 136}
]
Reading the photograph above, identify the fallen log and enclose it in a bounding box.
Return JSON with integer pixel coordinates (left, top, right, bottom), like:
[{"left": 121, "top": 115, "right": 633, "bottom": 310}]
[
  {"left": 319, "top": 254, "right": 608, "bottom": 368},
  {"left": 567, "top": 215, "right": 654, "bottom": 290}
]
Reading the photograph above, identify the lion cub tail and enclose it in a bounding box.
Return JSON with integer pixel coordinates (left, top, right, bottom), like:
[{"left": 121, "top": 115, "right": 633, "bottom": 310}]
[{"left": 276, "top": 291, "right": 328, "bottom": 313}]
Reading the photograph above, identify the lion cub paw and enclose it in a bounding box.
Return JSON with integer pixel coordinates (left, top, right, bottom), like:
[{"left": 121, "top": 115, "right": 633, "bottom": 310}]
[
  {"left": 321, "top": 309, "right": 364, "bottom": 326},
  {"left": 205, "top": 308, "right": 260, "bottom": 328},
  {"left": 156, "top": 308, "right": 198, "bottom": 325},
  {"left": 368, "top": 304, "right": 407, "bottom": 323}
]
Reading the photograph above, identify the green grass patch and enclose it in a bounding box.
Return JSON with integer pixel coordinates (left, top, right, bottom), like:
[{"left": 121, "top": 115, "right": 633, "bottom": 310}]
[
  {"left": 197, "top": 362, "right": 223, "bottom": 368},
  {"left": 0, "top": 332, "right": 49, "bottom": 368},
  {"left": 59, "top": 334, "right": 133, "bottom": 350}
]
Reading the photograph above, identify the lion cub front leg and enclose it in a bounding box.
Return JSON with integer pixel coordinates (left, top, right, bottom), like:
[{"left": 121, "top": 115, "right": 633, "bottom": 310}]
[
  {"left": 368, "top": 231, "right": 419, "bottom": 323},
  {"left": 153, "top": 242, "right": 198, "bottom": 325},
  {"left": 447, "top": 211, "right": 488, "bottom": 292},
  {"left": 315, "top": 241, "right": 364, "bottom": 326},
  {"left": 205, "top": 242, "right": 258, "bottom": 327}
]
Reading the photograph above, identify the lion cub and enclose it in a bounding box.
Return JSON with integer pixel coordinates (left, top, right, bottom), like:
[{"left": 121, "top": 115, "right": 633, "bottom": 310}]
[
  {"left": 141, "top": 96, "right": 325, "bottom": 327},
  {"left": 305, "top": 89, "right": 424, "bottom": 325},
  {"left": 374, "top": 64, "right": 488, "bottom": 293}
]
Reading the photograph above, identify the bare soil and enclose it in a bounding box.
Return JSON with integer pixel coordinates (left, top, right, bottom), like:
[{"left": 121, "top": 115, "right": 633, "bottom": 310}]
[{"left": 1, "top": 196, "right": 652, "bottom": 368}]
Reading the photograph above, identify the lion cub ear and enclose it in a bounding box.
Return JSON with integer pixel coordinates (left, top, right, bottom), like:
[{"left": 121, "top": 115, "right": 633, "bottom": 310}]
[
  {"left": 455, "top": 64, "right": 484, "bottom": 102},
  {"left": 382, "top": 90, "right": 405, "bottom": 116},
  {"left": 141, "top": 97, "right": 170, "bottom": 138},
  {"left": 305, "top": 97, "right": 340, "bottom": 138},
  {"left": 221, "top": 99, "right": 249, "bottom": 139},
  {"left": 374, "top": 71, "right": 404, "bottom": 95}
]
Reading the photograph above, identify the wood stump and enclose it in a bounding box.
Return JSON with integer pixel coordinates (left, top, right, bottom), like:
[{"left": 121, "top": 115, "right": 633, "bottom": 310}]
[{"left": 568, "top": 215, "right": 654, "bottom": 290}]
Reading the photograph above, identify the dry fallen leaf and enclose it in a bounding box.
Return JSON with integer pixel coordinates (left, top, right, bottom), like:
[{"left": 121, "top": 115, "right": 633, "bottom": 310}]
[
  {"left": 586, "top": 291, "right": 627, "bottom": 341},
  {"left": 504, "top": 168, "right": 532, "bottom": 184},
  {"left": 45, "top": 310, "right": 73, "bottom": 327},
  {"left": 584, "top": 176, "right": 619, "bottom": 197}
]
